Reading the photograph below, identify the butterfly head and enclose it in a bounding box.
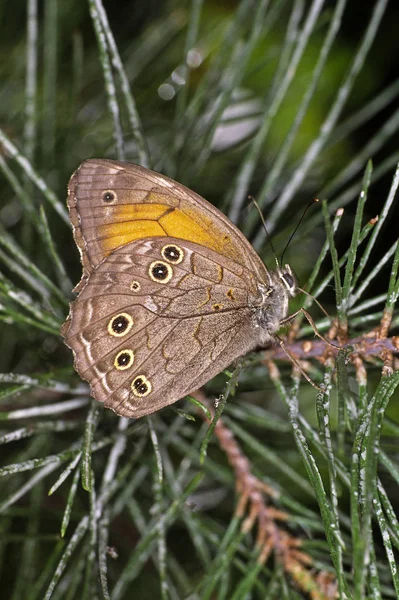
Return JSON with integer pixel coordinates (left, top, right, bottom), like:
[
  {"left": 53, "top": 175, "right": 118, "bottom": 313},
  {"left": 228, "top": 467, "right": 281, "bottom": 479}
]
[{"left": 277, "top": 264, "right": 297, "bottom": 298}]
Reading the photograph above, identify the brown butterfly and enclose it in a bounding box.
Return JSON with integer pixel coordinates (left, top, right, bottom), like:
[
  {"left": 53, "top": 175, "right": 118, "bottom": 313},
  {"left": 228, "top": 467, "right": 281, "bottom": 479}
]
[{"left": 62, "top": 159, "right": 297, "bottom": 418}]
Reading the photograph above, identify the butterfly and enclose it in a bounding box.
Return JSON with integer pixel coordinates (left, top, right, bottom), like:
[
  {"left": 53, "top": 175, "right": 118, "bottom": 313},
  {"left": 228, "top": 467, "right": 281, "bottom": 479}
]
[{"left": 61, "top": 159, "right": 297, "bottom": 418}]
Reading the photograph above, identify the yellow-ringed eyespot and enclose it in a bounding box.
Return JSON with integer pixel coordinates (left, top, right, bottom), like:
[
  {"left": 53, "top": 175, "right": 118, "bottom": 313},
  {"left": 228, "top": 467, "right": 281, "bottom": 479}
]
[
  {"left": 148, "top": 261, "right": 173, "bottom": 284},
  {"left": 130, "top": 280, "right": 141, "bottom": 292},
  {"left": 131, "top": 375, "right": 152, "bottom": 397},
  {"left": 114, "top": 349, "right": 134, "bottom": 370},
  {"left": 107, "top": 313, "right": 134, "bottom": 337},
  {"left": 101, "top": 189, "right": 117, "bottom": 204},
  {"left": 161, "top": 244, "right": 184, "bottom": 264}
]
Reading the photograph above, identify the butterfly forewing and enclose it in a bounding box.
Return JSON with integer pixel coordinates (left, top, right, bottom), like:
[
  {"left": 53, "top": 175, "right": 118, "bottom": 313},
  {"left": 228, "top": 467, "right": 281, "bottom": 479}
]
[{"left": 68, "top": 159, "right": 267, "bottom": 289}]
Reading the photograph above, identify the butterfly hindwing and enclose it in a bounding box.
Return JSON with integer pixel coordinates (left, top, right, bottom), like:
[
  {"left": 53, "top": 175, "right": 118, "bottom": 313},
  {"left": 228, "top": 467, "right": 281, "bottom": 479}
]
[{"left": 63, "top": 237, "right": 266, "bottom": 418}]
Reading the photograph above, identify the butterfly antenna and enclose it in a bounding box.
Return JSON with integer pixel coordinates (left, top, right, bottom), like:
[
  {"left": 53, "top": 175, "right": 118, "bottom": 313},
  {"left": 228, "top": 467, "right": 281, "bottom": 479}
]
[
  {"left": 280, "top": 198, "right": 319, "bottom": 267},
  {"left": 297, "top": 286, "right": 330, "bottom": 320},
  {"left": 249, "top": 195, "right": 279, "bottom": 268}
]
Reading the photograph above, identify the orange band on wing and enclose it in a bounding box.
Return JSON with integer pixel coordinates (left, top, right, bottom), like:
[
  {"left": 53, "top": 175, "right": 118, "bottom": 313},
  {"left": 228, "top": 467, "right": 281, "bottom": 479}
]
[
  {"left": 99, "top": 220, "right": 166, "bottom": 253},
  {"left": 159, "top": 209, "right": 221, "bottom": 249},
  {"left": 97, "top": 203, "right": 239, "bottom": 262}
]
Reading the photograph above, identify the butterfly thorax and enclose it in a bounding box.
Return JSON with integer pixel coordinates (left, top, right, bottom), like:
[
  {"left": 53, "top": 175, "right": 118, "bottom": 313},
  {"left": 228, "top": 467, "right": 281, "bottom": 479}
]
[{"left": 252, "top": 264, "right": 297, "bottom": 345}]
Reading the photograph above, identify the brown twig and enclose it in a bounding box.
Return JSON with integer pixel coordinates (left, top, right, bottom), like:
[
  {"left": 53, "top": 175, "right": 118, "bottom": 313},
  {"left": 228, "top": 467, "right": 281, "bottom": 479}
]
[{"left": 269, "top": 332, "right": 398, "bottom": 366}]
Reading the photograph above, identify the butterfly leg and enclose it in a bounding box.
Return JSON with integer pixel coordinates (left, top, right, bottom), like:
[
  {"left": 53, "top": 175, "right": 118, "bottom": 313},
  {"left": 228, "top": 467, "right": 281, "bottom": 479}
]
[
  {"left": 274, "top": 334, "right": 322, "bottom": 390},
  {"left": 280, "top": 308, "right": 339, "bottom": 349}
]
